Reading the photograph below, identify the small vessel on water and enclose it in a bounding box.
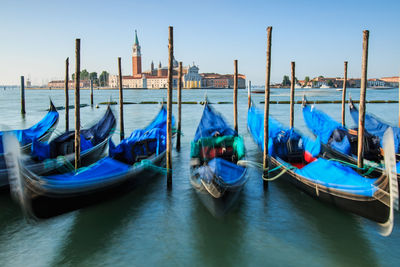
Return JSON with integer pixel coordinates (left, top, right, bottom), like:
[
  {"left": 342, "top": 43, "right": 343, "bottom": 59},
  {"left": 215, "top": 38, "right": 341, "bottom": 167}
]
[
  {"left": 5, "top": 105, "right": 171, "bottom": 218},
  {"left": 190, "top": 102, "right": 248, "bottom": 216}
]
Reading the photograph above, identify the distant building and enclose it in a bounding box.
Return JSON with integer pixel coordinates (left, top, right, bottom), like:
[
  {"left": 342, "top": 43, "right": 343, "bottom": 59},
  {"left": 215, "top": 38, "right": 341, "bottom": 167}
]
[
  {"left": 201, "top": 73, "right": 246, "bottom": 88},
  {"left": 379, "top": 77, "right": 399, "bottom": 87},
  {"left": 48, "top": 80, "right": 90, "bottom": 89},
  {"left": 367, "top": 78, "right": 385, "bottom": 87}
]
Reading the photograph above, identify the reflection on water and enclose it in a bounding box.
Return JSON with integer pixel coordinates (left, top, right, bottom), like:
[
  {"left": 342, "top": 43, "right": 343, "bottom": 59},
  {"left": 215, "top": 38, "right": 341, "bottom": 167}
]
[{"left": 0, "top": 88, "right": 399, "bottom": 266}]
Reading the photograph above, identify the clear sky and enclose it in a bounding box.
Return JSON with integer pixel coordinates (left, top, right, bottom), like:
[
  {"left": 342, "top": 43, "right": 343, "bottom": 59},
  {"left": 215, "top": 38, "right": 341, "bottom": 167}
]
[{"left": 1, "top": 0, "right": 399, "bottom": 85}]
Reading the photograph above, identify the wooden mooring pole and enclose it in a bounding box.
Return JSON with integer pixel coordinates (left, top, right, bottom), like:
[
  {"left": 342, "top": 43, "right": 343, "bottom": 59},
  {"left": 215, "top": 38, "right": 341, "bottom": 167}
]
[
  {"left": 234, "top": 60, "right": 238, "bottom": 132},
  {"left": 65, "top": 57, "right": 69, "bottom": 131},
  {"left": 74, "top": 38, "right": 81, "bottom": 170},
  {"left": 118, "top": 57, "right": 124, "bottom": 141},
  {"left": 341, "top": 61, "right": 348, "bottom": 126},
  {"left": 263, "top": 26, "right": 272, "bottom": 189},
  {"left": 176, "top": 61, "right": 183, "bottom": 151},
  {"left": 166, "top": 26, "right": 173, "bottom": 187},
  {"left": 90, "top": 79, "right": 94, "bottom": 106},
  {"left": 357, "top": 30, "right": 369, "bottom": 169},
  {"left": 398, "top": 73, "right": 400, "bottom": 127},
  {"left": 248, "top": 80, "right": 251, "bottom": 109},
  {"left": 20, "top": 76, "right": 25, "bottom": 115},
  {"left": 289, "top": 62, "right": 295, "bottom": 128}
]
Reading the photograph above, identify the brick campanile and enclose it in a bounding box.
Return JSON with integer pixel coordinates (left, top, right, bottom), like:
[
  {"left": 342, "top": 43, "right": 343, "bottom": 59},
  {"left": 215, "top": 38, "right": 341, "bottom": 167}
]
[{"left": 132, "top": 30, "right": 142, "bottom": 77}]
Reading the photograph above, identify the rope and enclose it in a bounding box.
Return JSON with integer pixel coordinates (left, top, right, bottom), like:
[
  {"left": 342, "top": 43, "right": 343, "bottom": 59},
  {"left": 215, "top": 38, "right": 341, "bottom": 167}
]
[
  {"left": 134, "top": 159, "right": 170, "bottom": 174},
  {"left": 172, "top": 129, "right": 184, "bottom": 136},
  {"left": 327, "top": 158, "right": 380, "bottom": 176},
  {"left": 237, "top": 160, "right": 263, "bottom": 169},
  {"left": 262, "top": 168, "right": 288, "bottom": 181}
]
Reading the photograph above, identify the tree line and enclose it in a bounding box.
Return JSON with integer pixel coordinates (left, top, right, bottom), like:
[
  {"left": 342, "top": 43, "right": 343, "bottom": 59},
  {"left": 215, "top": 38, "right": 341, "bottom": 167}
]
[{"left": 72, "top": 70, "right": 109, "bottom": 87}]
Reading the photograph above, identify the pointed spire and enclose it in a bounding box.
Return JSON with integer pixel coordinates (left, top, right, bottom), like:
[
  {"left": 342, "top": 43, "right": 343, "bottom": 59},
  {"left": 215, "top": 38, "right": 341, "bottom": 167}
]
[{"left": 134, "top": 30, "right": 139, "bottom": 45}]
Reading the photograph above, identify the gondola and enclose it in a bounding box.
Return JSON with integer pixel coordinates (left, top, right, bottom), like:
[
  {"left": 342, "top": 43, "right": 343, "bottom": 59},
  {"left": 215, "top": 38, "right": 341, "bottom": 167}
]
[
  {"left": 0, "top": 101, "right": 59, "bottom": 188},
  {"left": 190, "top": 102, "right": 248, "bottom": 216},
  {"left": 302, "top": 98, "right": 400, "bottom": 184},
  {"left": 248, "top": 103, "right": 391, "bottom": 223},
  {"left": 6, "top": 105, "right": 171, "bottom": 218}
]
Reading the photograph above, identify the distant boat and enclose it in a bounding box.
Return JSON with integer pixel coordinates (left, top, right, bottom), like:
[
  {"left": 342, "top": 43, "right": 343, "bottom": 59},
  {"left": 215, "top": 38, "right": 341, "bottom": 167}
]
[
  {"left": 368, "top": 86, "right": 395, "bottom": 90},
  {"left": 336, "top": 88, "right": 343, "bottom": 91},
  {"left": 320, "top": 84, "right": 332, "bottom": 89},
  {"left": 303, "top": 85, "right": 312, "bottom": 89},
  {"left": 252, "top": 90, "right": 265, "bottom": 94}
]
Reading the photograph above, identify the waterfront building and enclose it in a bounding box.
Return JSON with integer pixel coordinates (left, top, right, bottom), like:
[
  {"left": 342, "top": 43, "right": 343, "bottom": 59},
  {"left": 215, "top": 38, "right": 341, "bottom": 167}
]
[
  {"left": 380, "top": 76, "right": 399, "bottom": 87},
  {"left": 132, "top": 30, "right": 142, "bottom": 78},
  {"left": 48, "top": 80, "right": 90, "bottom": 89}
]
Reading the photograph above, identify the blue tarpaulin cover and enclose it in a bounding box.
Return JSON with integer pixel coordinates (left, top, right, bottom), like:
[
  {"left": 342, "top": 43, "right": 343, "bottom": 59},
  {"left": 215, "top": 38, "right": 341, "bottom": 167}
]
[
  {"left": 207, "top": 158, "right": 245, "bottom": 185},
  {"left": 194, "top": 104, "right": 236, "bottom": 142},
  {"left": 0, "top": 110, "right": 59, "bottom": 154},
  {"left": 302, "top": 105, "right": 344, "bottom": 144},
  {"left": 350, "top": 104, "right": 400, "bottom": 153},
  {"left": 248, "top": 104, "right": 378, "bottom": 197},
  {"left": 295, "top": 158, "right": 378, "bottom": 196},
  {"left": 109, "top": 106, "right": 171, "bottom": 164}
]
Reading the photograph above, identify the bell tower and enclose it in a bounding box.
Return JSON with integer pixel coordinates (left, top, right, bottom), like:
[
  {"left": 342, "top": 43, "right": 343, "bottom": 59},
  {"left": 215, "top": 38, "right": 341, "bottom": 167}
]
[{"left": 132, "top": 30, "right": 142, "bottom": 77}]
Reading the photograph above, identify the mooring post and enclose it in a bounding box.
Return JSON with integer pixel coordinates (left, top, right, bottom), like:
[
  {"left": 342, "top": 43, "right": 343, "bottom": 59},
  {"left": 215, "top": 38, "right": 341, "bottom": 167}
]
[
  {"left": 20, "top": 76, "right": 25, "bottom": 115},
  {"left": 341, "top": 61, "right": 348, "bottom": 126},
  {"left": 176, "top": 61, "right": 183, "bottom": 151},
  {"left": 166, "top": 26, "right": 173, "bottom": 187},
  {"left": 233, "top": 60, "right": 238, "bottom": 132},
  {"left": 290, "top": 62, "right": 295, "bottom": 128},
  {"left": 398, "top": 73, "right": 400, "bottom": 127},
  {"left": 357, "top": 30, "right": 369, "bottom": 169},
  {"left": 248, "top": 80, "right": 251, "bottom": 110},
  {"left": 263, "top": 26, "right": 272, "bottom": 189},
  {"left": 90, "top": 79, "right": 94, "bottom": 106},
  {"left": 65, "top": 57, "right": 69, "bottom": 131},
  {"left": 118, "top": 57, "right": 124, "bottom": 141},
  {"left": 74, "top": 38, "right": 81, "bottom": 170}
]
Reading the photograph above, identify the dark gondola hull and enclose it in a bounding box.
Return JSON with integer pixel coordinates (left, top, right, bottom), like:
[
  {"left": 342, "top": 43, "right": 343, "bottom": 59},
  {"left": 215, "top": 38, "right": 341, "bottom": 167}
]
[
  {"left": 22, "top": 152, "right": 165, "bottom": 219},
  {"left": 189, "top": 168, "right": 247, "bottom": 217},
  {"left": 269, "top": 157, "right": 390, "bottom": 223}
]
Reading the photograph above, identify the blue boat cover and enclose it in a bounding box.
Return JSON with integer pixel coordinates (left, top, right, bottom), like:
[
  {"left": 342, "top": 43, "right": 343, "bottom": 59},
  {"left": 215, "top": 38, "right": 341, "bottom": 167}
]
[
  {"left": 194, "top": 104, "right": 236, "bottom": 142},
  {"left": 109, "top": 106, "right": 170, "bottom": 164},
  {"left": 350, "top": 104, "right": 400, "bottom": 153},
  {"left": 208, "top": 158, "right": 245, "bottom": 185},
  {"left": 43, "top": 157, "right": 131, "bottom": 185},
  {"left": 248, "top": 104, "right": 378, "bottom": 197},
  {"left": 295, "top": 158, "right": 378, "bottom": 197},
  {"left": 302, "top": 105, "right": 344, "bottom": 144},
  {"left": 31, "top": 107, "right": 115, "bottom": 160},
  {"left": 0, "top": 110, "right": 59, "bottom": 154}
]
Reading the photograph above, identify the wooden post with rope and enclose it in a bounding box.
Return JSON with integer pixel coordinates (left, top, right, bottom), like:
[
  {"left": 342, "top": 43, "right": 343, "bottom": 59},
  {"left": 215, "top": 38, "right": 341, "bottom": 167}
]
[
  {"left": 118, "top": 57, "right": 124, "bottom": 141},
  {"left": 289, "top": 61, "right": 295, "bottom": 128},
  {"left": 176, "top": 61, "right": 183, "bottom": 151},
  {"left": 341, "top": 61, "right": 348, "bottom": 126},
  {"left": 357, "top": 30, "right": 369, "bottom": 169},
  {"left": 233, "top": 59, "right": 238, "bottom": 132},
  {"left": 263, "top": 26, "right": 272, "bottom": 189},
  {"left": 166, "top": 26, "right": 173, "bottom": 187},
  {"left": 74, "top": 38, "right": 81, "bottom": 170},
  {"left": 90, "top": 79, "right": 94, "bottom": 106},
  {"left": 65, "top": 57, "right": 69, "bottom": 131}
]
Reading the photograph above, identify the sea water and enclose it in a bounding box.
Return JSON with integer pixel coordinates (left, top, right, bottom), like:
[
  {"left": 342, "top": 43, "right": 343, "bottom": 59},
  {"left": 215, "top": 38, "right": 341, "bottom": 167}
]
[{"left": 0, "top": 88, "right": 399, "bottom": 266}]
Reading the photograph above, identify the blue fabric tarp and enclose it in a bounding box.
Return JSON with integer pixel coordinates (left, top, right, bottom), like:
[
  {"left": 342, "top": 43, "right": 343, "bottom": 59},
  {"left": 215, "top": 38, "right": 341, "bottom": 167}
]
[
  {"left": 350, "top": 104, "right": 400, "bottom": 153},
  {"left": 295, "top": 158, "right": 379, "bottom": 197},
  {"left": 0, "top": 110, "right": 58, "bottom": 154},
  {"left": 207, "top": 158, "right": 245, "bottom": 185},
  {"left": 43, "top": 157, "right": 131, "bottom": 185},
  {"left": 302, "top": 105, "right": 344, "bottom": 144},
  {"left": 109, "top": 106, "right": 170, "bottom": 164},
  {"left": 194, "top": 104, "right": 236, "bottom": 142}
]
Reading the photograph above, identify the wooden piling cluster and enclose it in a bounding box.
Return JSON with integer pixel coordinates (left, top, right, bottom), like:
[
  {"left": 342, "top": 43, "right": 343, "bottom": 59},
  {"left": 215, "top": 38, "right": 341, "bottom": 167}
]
[
  {"left": 74, "top": 38, "right": 81, "bottom": 170},
  {"left": 166, "top": 26, "right": 173, "bottom": 187},
  {"left": 263, "top": 26, "right": 272, "bottom": 188},
  {"left": 357, "top": 30, "right": 369, "bottom": 169},
  {"left": 118, "top": 57, "right": 124, "bottom": 141}
]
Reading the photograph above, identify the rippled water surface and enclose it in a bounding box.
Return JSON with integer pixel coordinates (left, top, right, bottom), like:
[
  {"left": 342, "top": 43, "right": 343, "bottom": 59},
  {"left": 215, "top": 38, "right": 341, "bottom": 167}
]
[{"left": 0, "top": 87, "right": 399, "bottom": 266}]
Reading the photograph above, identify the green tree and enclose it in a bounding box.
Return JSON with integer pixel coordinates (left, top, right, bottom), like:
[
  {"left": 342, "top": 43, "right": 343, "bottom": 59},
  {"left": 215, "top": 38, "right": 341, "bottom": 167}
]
[
  {"left": 81, "top": 69, "right": 89, "bottom": 80},
  {"left": 99, "top": 71, "right": 109, "bottom": 87},
  {"left": 327, "top": 80, "right": 334, "bottom": 87},
  {"left": 282, "top": 75, "right": 290, "bottom": 86},
  {"left": 89, "top": 72, "right": 98, "bottom": 85},
  {"left": 305, "top": 76, "right": 310, "bottom": 84}
]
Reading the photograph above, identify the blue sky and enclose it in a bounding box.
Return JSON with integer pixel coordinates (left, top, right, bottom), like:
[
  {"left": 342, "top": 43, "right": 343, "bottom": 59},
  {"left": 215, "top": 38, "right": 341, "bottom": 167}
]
[{"left": 1, "top": 0, "right": 399, "bottom": 85}]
